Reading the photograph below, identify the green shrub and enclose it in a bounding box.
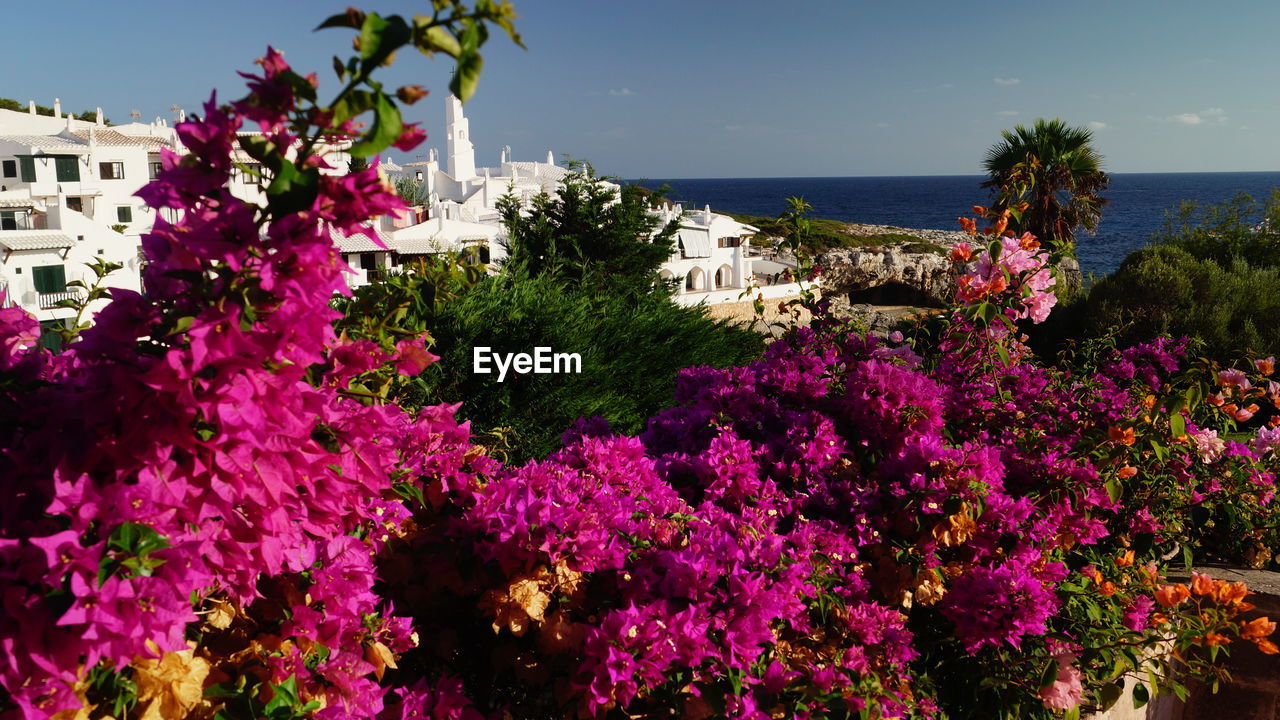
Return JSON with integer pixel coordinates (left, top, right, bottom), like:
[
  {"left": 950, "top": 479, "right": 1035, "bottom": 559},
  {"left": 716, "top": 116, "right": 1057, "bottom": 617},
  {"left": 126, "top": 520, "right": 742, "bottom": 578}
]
[
  {"left": 415, "top": 273, "right": 763, "bottom": 461},
  {"left": 1050, "top": 245, "right": 1280, "bottom": 359},
  {"left": 1153, "top": 189, "right": 1280, "bottom": 269}
]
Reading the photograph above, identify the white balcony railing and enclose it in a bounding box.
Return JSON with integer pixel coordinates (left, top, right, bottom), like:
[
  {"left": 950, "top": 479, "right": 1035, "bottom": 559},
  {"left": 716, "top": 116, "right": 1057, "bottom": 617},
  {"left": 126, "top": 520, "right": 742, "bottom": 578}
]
[{"left": 38, "top": 290, "right": 83, "bottom": 310}]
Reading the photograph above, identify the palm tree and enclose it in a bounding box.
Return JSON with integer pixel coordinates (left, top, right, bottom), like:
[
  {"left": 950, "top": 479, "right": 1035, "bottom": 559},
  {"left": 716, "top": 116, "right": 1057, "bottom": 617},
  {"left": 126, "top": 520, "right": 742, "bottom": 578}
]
[{"left": 982, "top": 118, "right": 1109, "bottom": 250}]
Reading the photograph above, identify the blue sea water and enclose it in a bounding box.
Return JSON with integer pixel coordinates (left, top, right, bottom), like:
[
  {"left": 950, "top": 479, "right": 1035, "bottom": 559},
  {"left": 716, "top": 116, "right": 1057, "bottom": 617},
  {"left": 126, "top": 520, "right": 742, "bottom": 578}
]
[{"left": 637, "top": 173, "right": 1280, "bottom": 279}]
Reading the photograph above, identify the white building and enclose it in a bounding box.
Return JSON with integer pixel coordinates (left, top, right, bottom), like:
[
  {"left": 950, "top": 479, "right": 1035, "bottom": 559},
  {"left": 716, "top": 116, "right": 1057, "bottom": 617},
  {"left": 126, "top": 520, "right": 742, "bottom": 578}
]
[
  {"left": 382, "top": 95, "right": 762, "bottom": 303},
  {"left": 0, "top": 100, "right": 370, "bottom": 343},
  {"left": 0, "top": 102, "right": 164, "bottom": 344}
]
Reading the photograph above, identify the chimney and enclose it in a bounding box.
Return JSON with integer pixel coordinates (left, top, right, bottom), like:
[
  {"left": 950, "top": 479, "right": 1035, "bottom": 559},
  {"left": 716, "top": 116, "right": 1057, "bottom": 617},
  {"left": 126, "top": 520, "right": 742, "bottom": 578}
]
[
  {"left": 95, "top": 108, "right": 104, "bottom": 125},
  {"left": 27, "top": 100, "right": 35, "bottom": 115},
  {"left": 53, "top": 98, "right": 61, "bottom": 118},
  {"left": 546, "top": 151, "right": 554, "bottom": 165}
]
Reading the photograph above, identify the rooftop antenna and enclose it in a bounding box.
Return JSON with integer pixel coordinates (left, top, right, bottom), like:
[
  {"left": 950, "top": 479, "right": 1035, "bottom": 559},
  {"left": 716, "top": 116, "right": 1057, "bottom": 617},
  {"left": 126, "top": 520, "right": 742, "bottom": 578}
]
[{"left": 130, "top": 109, "right": 141, "bottom": 121}]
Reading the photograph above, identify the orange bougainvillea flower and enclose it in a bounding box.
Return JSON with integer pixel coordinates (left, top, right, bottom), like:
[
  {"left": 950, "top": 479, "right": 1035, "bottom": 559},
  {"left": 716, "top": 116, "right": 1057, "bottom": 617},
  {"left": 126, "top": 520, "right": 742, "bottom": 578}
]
[
  {"left": 1199, "top": 633, "right": 1230, "bottom": 647},
  {"left": 972, "top": 205, "right": 988, "bottom": 216},
  {"left": 958, "top": 216, "right": 978, "bottom": 235},
  {"left": 1235, "top": 403, "right": 1260, "bottom": 422},
  {"left": 1215, "top": 581, "right": 1250, "bottom": 607},
  {"left": 1191, "top": 573, "right": 1216, "bottom": 596},
  {"left": 1017, "top": 232, "right": 1040, "bottom": 251},
  {"left": 1240, "top": 616, "right": 1276, "bottom": 640},
  {"left": 950, "top": 243, "right": 973, "bottom": 263},
  {"left": 1115, "top": 550, "right": 1135, "bottom": 567},
  {"left": 1256, "top": 638, "right": 1280, "bottom": 655},
  {"left": 1099, "top": 581, "right": 1118, "bottom": 596},
  {"left": 1117, "top": 465, "right": 1138, "bottom": 479},
  {"left": 1155, "top": 584, "right": 1191, "bottom": 607},
  {"left": 1257, "top": 356, "right": 1276, "bottom": 376},
  {"left": 1108, "top": 426, "right": 1136, "bottom": 446},
  {"left": 1152, "top": 612, "right": 1171, "bottom": 626}
]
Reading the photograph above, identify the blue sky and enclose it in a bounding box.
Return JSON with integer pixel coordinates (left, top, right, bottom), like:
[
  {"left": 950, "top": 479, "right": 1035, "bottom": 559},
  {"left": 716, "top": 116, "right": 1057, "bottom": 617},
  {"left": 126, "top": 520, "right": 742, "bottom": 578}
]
[{"left": 2, "top": 0, "right": 1277, "bottom": 178}]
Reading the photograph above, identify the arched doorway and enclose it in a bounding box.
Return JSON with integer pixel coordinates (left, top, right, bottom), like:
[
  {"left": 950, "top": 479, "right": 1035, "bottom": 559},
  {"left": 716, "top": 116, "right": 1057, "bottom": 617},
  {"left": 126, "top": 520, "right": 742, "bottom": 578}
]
[
  {"left": 714, "top": 264, "right": 734, "bottom": 289},
  {"left": 685, "top": 267, "right": 705, "bottom": 292}
]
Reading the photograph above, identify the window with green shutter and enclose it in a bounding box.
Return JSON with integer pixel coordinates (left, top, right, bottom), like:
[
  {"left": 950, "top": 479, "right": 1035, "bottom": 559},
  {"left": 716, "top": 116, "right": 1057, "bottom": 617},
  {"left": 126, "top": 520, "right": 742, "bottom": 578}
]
[
  {"left": 117, "top": 206, "right": 133, "bottom": 223},
  {"left": 32, "top": 265, "right": 66, "bottom": 294},
  {"left": 38, "top": 320, "right": 63, "bottom": 353},
  {"left": 54, "top": 156, "right": 80, "bottom": 182},
  {"left": 18, "top": 157, "right": 35, "bottom": 182}
]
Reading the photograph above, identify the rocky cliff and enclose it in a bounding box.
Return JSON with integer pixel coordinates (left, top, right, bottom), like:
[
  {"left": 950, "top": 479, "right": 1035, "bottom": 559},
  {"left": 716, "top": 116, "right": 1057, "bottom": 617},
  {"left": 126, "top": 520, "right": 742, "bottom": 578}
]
[{"left": 814, "top": 224, "right": 1083, "bottom": 327}]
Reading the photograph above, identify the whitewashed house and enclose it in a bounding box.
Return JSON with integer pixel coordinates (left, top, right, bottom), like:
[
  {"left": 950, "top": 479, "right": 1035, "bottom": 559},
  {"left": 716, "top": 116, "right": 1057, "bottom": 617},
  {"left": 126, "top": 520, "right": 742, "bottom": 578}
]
[
  {"left": 0, "top": 103, "right": 161, "bottom": 343},
  {"left": 654, "top": 203, "right": 759, "bottom": 304}
]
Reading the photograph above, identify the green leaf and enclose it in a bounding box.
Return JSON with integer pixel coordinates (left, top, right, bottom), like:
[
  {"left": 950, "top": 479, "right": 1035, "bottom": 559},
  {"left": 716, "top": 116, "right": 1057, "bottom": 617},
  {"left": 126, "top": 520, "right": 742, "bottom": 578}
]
[
  {"left": 1132, "top": 681, "right": 1149, "bottom": 708},
  {"left": 264, "top": 159, "right": 320, "bottom": 216},
  {"left": 420, "top": 24, "right": 462, "bottom": 58},
  {"left": 239, "top": 135, "right": 278, "bottom": 165},
  {"left": 1185, "top": 383, "right": 1203, "bottom": 411},
  {"left": 171, "top": 316, "right": 196, "bottom": 335},
  {"left": 450, "top": 51, "right": 484, "bottom": 103},
  {"left": 994, "top": 343, "right": 1011, "bottom": 367},
  {"left": 331, "top": 89, "right": 376, "bottom": 127},
  {"left": 1098, "top": 682, "right": 1123, "bottom": 711},
  {"left": 1105, "top": 476, "right": 1123, "bottom": 502},
  {"left": 347, "top": 91, "right": 403, "bottom": 158},
  {"left": 1170, "top": 412, "right": 1186, "bottom": 438},
  {"left": 1038, "top": 658, "right": 1058, "bottom": 689},
  {"left": 358, "top": 13, "right": 412, "bottom": 69},
  {"left": 1182, "top": 544, "right": 1194, "bottom": 573},
  {"left": 316, "top": 9, "right": 364, "bottom": 30},
  {"left": 99, "top": 523, "right": 170, "bottom": 584},
  {"left": 264, "top": 676, "right": 299, "bottom": 713}
]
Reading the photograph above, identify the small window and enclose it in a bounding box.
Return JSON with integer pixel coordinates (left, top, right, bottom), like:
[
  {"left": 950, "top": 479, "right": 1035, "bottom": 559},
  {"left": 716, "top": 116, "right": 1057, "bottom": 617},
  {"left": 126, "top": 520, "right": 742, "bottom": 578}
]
[
  {"left": 241, "top": 163, "right": 264, "bottom": 186},
  {"left": 54, "top": 156, "right": 80, "bottom": 182},
  {"left": 99, "top": 161, "right": 125, "bottom": 180},
  {"left": 1, "top": 160, "right": 15, "bottom": 178},
  {"left": 117, "top": 206, "right": 133, "bottom": 223},
  {"left": 149, "top": 161, "right": 163, "bottom": 180},
  {"left": 1, "top": 210, "right": 29, "bottom": 231},
  {"left": 18, "top": 157, "right": 35, "bottom": 182},
  {"left": 66, "top": 197, "right": 83, "bottom": 212},
  {"left": 32, "top": 265, "right": 67, "bottom": 294}
]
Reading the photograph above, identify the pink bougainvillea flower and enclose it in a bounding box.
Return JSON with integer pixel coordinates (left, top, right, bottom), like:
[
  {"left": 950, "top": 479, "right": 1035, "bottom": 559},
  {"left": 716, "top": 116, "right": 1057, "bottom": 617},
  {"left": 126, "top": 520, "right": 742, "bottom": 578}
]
[
  {"left": 1038, "top": 655, "right": 1084, "bottom": 710},
  {"left": 394, "top": 338, "right": 439, "bottom": 376},
  {"left": 393, "top": 123, "right": 428, "bottom": 152}
]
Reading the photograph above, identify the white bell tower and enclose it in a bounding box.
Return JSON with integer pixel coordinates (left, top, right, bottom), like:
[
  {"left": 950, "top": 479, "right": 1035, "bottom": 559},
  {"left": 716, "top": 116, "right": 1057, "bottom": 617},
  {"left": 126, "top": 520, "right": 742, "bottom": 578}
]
[{"left": 445, "top": 95, "right": 476, "bottom": 180}]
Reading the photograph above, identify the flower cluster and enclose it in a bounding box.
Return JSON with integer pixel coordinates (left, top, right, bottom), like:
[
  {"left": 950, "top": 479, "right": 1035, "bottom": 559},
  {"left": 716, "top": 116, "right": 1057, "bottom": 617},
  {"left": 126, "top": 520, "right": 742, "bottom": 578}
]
[{"left": 0, "top": 46, "right": 484, "bottom": 720}]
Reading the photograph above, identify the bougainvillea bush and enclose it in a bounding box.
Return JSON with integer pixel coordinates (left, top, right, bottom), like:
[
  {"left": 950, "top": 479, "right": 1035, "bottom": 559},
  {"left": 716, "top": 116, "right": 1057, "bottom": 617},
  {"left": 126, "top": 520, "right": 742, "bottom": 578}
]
[{"left": 1, "top": 5, "right": 1278, "bottom": 720}]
